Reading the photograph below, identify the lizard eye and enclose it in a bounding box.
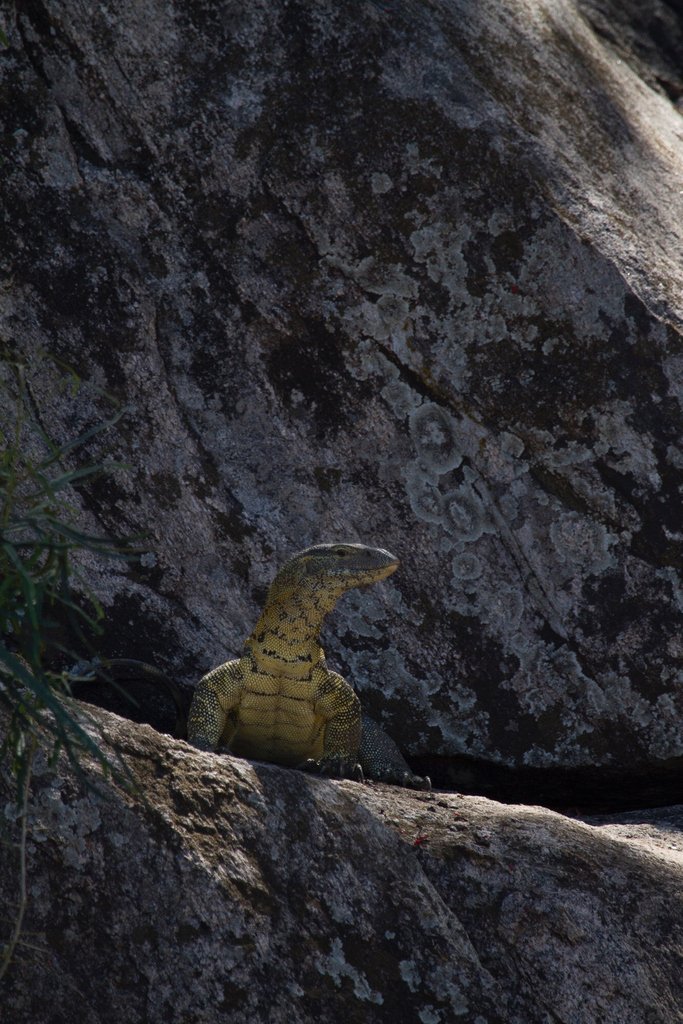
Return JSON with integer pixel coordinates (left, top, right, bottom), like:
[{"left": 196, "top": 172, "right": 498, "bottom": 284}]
[{"left": 334, "top": 547, "right": 349, "bottom": 557}]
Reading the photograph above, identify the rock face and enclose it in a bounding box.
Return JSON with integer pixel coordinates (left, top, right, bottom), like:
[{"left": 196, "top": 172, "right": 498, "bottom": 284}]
[
  {"left": 2, "top": 707, "right": 683, "bottom": 1023},
  {"left": 2, "top": 0, "right": 683, "bottom": 772}
]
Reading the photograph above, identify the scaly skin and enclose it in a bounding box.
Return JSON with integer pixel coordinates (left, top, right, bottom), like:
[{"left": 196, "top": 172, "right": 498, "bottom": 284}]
[{"left": 187, "top": 543, "right": 429, "bottom": 788}]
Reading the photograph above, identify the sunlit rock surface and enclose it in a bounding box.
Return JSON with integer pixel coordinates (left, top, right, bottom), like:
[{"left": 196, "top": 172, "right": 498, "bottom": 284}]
[{"left": 2, "top": 707, "right": 683, "bottom": 1023}]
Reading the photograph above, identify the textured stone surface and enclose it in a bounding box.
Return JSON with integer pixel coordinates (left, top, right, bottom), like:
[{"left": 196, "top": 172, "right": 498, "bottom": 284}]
[
  {"left": 2, "top": 0, "right": 683, "bottom": 770},
  {"left": 2, "top": 706, "right": 683, "bottom": 1023}
]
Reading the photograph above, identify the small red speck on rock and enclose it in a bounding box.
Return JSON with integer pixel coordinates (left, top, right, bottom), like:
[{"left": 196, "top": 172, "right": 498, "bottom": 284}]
[
  {"left": 413, "top": 835, "right": 429, "bottom": 847},
  {"left": 510, "top": 284, "right": 519, "bottom": 294}
]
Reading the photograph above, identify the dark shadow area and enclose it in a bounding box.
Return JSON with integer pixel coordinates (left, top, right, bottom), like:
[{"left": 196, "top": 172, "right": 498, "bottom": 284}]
[
  {"left": 577, "top": 0, "right": 683, "bottom": 102},
  {"left": 74, "top": 678, "right": 683, "bottom": 816},
  {"left": 410, "top": 751, "right": 683, "bottom": 814},
  {"left": 73, "top": 671, "right": 193, "bottom": 740}
]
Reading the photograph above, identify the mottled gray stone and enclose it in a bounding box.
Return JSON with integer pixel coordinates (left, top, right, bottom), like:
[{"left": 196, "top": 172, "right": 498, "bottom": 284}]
[
  {"left": 1, "top": 0, "right": 683, "bottom": 769},
  {"left": 2, "top": 707, "right": 683, "bottom": 1023}
]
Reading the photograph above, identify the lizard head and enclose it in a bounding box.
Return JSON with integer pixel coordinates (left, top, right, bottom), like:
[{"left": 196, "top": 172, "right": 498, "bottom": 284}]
[
  {"left": 275, "top": 543, "right": 400, "bottom": 594},
  {"left": 249, "top": 544, "right": 400, "bottom": 667}
]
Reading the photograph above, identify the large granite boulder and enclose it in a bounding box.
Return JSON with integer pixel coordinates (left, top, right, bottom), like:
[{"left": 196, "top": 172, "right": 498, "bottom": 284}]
[
  {"left": 2, "top": 0, "right": 683, "bottom": 774},
  {"left": 1, "top": 706, "right": 682, "bottom": 1023}
]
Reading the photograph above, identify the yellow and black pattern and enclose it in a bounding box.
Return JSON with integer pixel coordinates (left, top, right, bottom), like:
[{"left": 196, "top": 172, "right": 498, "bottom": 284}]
[
  {"left": 187, "top": 543, "right": 430, "bottom": 788},
  {"left": 186, "top": 659, "right": 243, "bottom": 750}
]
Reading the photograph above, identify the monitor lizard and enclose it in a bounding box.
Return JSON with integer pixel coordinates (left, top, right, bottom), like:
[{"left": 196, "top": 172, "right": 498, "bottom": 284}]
[{"left": 94, "top": 543, "right": 429, "bottom": 789}]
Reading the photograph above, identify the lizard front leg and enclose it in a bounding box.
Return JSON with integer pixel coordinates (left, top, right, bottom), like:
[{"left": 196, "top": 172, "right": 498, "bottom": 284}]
[
  {"left": 187, "top": 660, "right": 243, "bottom": 751},
  {"left": 299, "top": 670, "right": 364, "bottom": 780}
]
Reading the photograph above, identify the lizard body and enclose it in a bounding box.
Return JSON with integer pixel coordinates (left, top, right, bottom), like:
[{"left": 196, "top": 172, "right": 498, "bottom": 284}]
[{"left": 187, "top": 543, "right": 429, "bottom": 788}]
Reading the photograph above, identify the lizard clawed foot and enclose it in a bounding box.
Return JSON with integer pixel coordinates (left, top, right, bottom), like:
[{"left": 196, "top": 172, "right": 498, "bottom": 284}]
[
  {"left": 402, "top": 771, "right": 431, "bottom": 792},
  {"left": 370, "top": 767, "right": 431, "bottom": 790},
  {"left": 188, "top": 738, "right": 234, "bottom": 755},
  {"left": 188, "top": 737, "right": 216, "bottom": 752},
  {"left": 297, "top": 756, "right": 365, "bottom": 782}
]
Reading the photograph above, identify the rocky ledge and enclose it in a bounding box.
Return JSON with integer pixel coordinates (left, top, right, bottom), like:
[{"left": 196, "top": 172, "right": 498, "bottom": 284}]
[{"left": 2, "top": 706, "right": 682, "bottom": 1023}]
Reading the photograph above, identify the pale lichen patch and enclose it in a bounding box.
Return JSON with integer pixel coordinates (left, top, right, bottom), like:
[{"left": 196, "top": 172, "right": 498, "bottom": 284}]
[{"left": 316, "top": 937, "right": 384, "bottom": 1004}]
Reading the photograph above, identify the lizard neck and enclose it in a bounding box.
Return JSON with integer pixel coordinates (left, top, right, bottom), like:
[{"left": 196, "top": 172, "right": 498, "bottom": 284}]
[{"left": 245, "top": 581, "right": 344, "bottom": 680}]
